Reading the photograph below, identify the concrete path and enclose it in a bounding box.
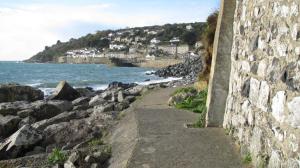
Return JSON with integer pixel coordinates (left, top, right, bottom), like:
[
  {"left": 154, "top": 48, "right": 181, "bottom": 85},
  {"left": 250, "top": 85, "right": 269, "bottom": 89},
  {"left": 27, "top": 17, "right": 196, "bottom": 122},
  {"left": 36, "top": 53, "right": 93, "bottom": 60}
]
[{"left": 126, "top": 87, "right": 242, "bottom": 168}]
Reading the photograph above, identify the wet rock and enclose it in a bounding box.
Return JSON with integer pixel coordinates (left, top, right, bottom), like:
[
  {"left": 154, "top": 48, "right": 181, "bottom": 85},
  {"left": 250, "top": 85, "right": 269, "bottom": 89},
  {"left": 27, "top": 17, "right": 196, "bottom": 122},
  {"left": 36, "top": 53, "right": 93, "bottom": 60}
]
[
  {"left": 0, "top": 84, "right": 44, "bottom": 103},
  {"left": 108, "top": 82, "right": 137, "bottom": 90},
  {"left": 0, "top": 115, "right": 21, "bottom": 137},
  {"left": 0, "top": 125, "right": 43, "bottom": 160},
  {"left": 49, "top": 81, "right": 80, "bottom": 101}
]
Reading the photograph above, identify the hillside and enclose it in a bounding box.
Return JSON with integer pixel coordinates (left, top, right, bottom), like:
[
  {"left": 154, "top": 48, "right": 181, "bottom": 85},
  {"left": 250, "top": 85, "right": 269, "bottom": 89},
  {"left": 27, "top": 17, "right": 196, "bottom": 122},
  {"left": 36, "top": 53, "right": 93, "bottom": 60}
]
[{"left": 25, "top": 22, "right": 206, "bottom": 63}]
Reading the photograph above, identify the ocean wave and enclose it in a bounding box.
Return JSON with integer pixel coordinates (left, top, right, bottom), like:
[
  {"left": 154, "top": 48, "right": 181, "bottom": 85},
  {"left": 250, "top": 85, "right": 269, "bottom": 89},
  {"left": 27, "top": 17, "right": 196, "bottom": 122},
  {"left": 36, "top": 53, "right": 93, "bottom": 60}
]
[
  {"left": 39, "top": 88, "right": 55, "bottom": 96},
  {"left": 144, "top": 70, "right": 156, "bottom": 75},
  {"left": 26, "top": 83, "right": 43, "bottom": 87},
  {"left": 88, "top": 84, "right": 108, "bottom": 91},
  {"left": 136, "top": 77, "right": 182, "bottom": 86}
]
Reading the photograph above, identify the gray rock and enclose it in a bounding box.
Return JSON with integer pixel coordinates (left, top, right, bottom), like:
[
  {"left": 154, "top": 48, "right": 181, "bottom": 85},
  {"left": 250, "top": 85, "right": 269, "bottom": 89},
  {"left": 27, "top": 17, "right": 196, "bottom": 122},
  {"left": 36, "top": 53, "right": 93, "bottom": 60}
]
[
  {"left": 117, "top": 91, "right": 124, "bottom": 102},
  {"left": 0, "top": 101, "right": 32, "bottom": 116},
  {"left": 43, "top": 119, "right": 101, "bottom": 150},
  {"left": 64, "top": 161, "right": 76, "bottom": 168},
  {"left": 19, "top": 116, "right": 36, "bottom": 128},
  {"left": 0, "top": 84, "right": 44, "bottom": 103},
  {"left": 125, "top": 96, "right": 136, "bottom": 103},
  {"left": 72, "top": 97, "right": 90, "bottom": 106},
  {"left": 68, "top": 151, "right": 80, "bottom": 164},
  {"left": 75, "top": 88, "right": 93, "bottom": 97},
  {"left": 17, "top": 109, "right": 34, "bottom": 118},
  {"left": 93, "top": 103, "right": 114, "bottom": 114},
  {"left": 49, "top": 81, "right": 80, "bottom": 101},
  {"left": 90, "top": 163, "right": 99, "bottom": 168},
  {"left": 25, "top": 146, "right": 45, "bottom": 156},
  {"left": 0, "top": 115, "right": 21, "bottom": 137},
  {"left": 125, "top": 85, "right": 144, "bottom": 96},
  {"left": 114, "top": 101, "right": 130, "bottom": 111},
  {"left": 0, "top": 125, "right": 43, "bottom": 160},
  {"left": 32, "top": 111, "right": 79, "bottom": 130},
  {"left": 92, "top": 151, "right": 110, "bottom": 163},
  {"left": 30, "top": 101, "right": 63, "bottom": 121},
  {"left": 89, "top": 95, "right": 106, "bottom": 107},
  {"left": 108, "top": 81, "right": 137, "bottom": 90},
  {"left": 84, "top": 155, "right": 95, "bottom": 163},
  {"left": 287, "top": 97, "right": 300, "bottom": 128},
  {"left": 47, "top": 100, "right": 73, "bottom": 112}
]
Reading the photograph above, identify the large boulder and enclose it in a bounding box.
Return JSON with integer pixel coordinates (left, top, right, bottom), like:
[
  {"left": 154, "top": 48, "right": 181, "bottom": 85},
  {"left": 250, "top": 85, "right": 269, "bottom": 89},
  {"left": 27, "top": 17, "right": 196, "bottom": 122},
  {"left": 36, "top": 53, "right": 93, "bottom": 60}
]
[
  {"left": 49, "top": 81, "right": 80, "bottom": 101},
  {"left": 108, "top": 82, "right": 137, "bottom": 90},
  {"left": 42, "top": 118, "right": 102, "bottom": 151},
  {"left": 0, "top": 125, "right": 43, "bottom": 160},
  {"left": 0, "top": 101, "right": 32, "bottom": 116},
  {"left": 29, "top": 101, "right": 64, "bottom": 121},
  {"left": 89, "top": 95, "right": 106, "bottom": 107},
  {"left": 0, "top": 84, "right": 44, "bottom": 103},
  {"left": 32, "top": 110, "right": 88, "bottom": 130},
  {"left": 0, "top": 115, "right": 21, "bottom": 137}
]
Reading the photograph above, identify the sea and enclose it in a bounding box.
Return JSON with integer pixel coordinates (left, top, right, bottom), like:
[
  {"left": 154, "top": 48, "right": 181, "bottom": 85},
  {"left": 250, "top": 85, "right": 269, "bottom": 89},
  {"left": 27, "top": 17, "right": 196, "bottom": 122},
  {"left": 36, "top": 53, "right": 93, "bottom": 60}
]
[{"left": 0, "top": 61, "right": 180, "bottom": 96}]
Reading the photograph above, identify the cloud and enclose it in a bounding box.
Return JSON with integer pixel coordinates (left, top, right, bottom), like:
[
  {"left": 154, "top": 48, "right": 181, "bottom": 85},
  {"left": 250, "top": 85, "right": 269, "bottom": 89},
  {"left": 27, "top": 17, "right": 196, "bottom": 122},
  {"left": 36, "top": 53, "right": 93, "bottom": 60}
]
[{"left": 0, "top": 1, "right": 219, "bottom": 61}]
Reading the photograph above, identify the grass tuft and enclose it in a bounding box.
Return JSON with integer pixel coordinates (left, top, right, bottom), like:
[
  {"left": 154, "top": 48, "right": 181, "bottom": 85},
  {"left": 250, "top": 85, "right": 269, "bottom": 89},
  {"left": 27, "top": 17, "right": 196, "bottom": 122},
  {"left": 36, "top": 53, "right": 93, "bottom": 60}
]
[
  {"left": 88, "top": 138, "right": 104, "bottom": 147},
  {"left": 243, "top": 152, "right": 252, "bottom": 164},
  {"left": 172, "top": 87, "right": 208, "bottom": 128},
  {"left": 175, "top": 89, "right": 207, "bottom": 114},
  {"left": 48, "top": 148, "right": 67, "bottom": 165}
]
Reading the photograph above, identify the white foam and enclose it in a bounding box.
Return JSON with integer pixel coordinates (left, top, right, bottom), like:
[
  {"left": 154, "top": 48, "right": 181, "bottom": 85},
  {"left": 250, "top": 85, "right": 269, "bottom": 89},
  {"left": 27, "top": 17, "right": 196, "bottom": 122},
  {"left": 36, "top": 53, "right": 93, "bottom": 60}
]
[
  {"left": 136, "top": 77, "right": 182, "bottom": 86},
  {"left": 39, "top": 88, "right": 55, "bottom": 96},
  {"left": 26, "top": 83, "right": 43, "bottom": 87},
  {"left": 144, "top": 70, "right": 156, "bottom": 75},
  {"left": 90, "top": 84, "right": 108, "bottom": 91}
]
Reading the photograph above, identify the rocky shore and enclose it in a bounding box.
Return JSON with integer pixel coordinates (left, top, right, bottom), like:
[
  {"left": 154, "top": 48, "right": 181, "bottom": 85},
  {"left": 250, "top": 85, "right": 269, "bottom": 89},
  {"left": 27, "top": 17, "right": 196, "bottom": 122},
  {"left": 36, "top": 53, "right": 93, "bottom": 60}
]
[
  {"left": 0, "top": 79, "right": 184, "bottom": 168},
  {"left": 155, "top": 55, "right": 203, "bottom": 83},
  {"left": 0, "top": 53, "right": 203, "bottom": 167}
]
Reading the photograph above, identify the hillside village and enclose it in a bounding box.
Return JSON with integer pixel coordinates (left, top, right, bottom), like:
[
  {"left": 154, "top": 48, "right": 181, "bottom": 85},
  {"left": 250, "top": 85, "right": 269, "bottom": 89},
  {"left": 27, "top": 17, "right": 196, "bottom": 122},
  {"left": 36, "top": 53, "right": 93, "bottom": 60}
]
[{"left": 26, "top": 22, "right": 206, "bottom": 67}]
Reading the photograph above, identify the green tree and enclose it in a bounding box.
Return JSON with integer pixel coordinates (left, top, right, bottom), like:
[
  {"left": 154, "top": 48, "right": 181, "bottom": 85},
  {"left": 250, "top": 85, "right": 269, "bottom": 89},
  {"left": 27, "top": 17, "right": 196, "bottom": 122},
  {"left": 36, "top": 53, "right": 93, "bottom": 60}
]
[{"left": 182, "top": 31, "right": 198, "bottom": 47}]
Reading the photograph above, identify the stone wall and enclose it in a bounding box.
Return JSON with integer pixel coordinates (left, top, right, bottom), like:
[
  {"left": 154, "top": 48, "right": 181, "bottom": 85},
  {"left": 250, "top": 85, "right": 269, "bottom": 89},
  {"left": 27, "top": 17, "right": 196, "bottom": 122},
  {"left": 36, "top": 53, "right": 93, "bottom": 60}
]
[
  {"left": 223, "top": 0, "right": 300, "bottom": 167},
  {"left": 158, "top": 44, "right": 190, "bottom": 55}
]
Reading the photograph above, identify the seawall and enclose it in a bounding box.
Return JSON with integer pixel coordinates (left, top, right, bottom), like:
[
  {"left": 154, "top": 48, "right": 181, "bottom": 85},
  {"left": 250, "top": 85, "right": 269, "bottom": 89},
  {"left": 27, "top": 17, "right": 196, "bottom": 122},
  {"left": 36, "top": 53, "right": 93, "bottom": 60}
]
[{"left": 207, "top": 0, "right": 300, "bottom": 167}]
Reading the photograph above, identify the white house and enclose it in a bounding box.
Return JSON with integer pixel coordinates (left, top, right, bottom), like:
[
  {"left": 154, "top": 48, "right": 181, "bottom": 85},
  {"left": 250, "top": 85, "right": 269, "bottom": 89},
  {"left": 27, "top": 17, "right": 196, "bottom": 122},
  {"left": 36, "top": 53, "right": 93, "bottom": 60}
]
[
  {"left": 150, "top": 38, "right": 161, "bottom": 44},
  {"left": 170, "top": 37, "right": 180, "bottom": 44},
  {"left": 186, "top": 25, "right": 193, "bottom": 30}
]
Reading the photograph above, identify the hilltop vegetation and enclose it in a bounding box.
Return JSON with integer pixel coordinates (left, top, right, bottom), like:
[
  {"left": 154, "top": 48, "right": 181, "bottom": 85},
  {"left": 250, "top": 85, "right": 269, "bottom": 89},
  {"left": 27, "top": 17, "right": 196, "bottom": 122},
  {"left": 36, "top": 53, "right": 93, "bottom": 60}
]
[{"left": 26, "top": 22, "right": 206, "bottom": 63}]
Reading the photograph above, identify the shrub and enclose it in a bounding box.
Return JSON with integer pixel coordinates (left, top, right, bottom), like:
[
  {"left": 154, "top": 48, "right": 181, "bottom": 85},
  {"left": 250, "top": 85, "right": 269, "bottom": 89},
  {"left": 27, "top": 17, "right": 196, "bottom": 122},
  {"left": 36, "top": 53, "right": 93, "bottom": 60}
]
[
  {"left": 172, "top": 87, "right": 208, "bottom": 128},
  {"left": 48, "top": 148, "right": 67, "bottom": 165},
  {"left": 88, "top": 138, "right": 104, "bottom": 147},
  {"left": 243, "top": 152, "right": 252, "bottom": 164},
  {"left": 175, "top": 89, "right": 207, "bottom": 114},
  {"left": 198, "top": 11, "right": 219, "bottom": 83}
]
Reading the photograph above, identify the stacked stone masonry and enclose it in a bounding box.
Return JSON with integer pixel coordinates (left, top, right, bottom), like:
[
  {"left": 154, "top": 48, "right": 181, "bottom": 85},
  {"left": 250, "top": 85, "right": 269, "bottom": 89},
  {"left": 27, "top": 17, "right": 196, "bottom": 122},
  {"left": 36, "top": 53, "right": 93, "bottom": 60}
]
[{"left": 223, "top": 0, "right": 300, "bottom": 167}]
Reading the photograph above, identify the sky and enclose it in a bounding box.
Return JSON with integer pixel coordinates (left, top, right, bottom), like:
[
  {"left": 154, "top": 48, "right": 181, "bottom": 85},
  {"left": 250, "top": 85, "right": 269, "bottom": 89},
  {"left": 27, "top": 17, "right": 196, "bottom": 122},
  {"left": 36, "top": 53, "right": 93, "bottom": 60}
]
[{"left": 0, "top": 0, "right": 220, "bottom": 61}]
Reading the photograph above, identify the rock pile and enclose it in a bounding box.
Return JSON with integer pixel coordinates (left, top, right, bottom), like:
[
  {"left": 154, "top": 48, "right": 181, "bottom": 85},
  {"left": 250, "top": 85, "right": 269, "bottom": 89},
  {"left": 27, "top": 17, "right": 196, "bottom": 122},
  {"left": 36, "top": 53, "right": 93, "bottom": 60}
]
[
  {"left": 0, "top": 80, "right": 165, "bottom": 167},
  {"left": 155, "top": 55, "right": 203, "bottom": 82}
]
